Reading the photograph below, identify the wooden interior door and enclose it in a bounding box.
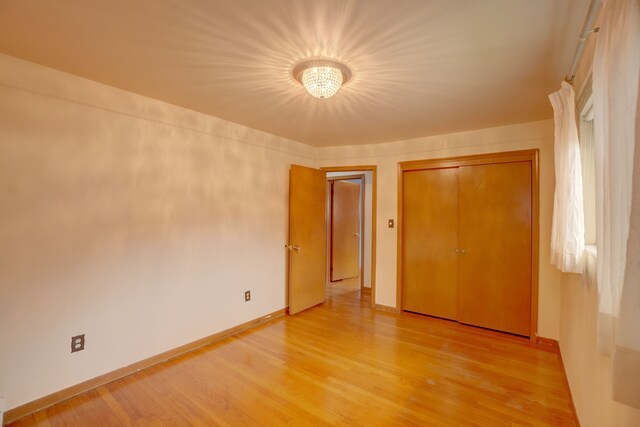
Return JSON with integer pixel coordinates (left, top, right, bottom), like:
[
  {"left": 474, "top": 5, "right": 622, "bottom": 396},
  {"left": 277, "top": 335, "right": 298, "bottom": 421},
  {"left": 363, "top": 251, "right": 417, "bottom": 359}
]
[
  {"left": 288, "top": 165, "right": 326, "bottom": 315},
  {"left": 330, "top": 180, "right": 361, "bottom": 281},
  {"left": 457, "top": 161, "right": 532, "bottom": 336},
  {"left": 402, "top": 168, "right": 459, "bottom": 320}
]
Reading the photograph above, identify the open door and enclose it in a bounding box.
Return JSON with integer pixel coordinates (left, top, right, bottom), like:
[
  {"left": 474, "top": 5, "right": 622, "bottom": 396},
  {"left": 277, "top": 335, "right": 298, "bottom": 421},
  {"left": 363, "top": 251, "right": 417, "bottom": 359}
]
[
  {"left": 330, "top": 180, "right": 361, "bottom": 281},
  {"left": 288, "top": 165, "right": 326, "bottom": 315}
]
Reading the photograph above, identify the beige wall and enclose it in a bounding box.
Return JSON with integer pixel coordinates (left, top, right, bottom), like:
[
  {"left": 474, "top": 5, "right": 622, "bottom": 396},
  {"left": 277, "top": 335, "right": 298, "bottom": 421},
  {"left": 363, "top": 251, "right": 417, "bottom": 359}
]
[
  {"left": 0, "top": 53, "right": 314, "bottom": 410},
  {"left": 317, "top": 120, "right": 563, "bottom": 339},
  {"left": 363, "top": 171, "right": 373, "bottom": 288},
  {"left": 560, "top": 254, "right": 640, "bottom": 426},
  {"left": 556, "top": 10, "right": 640, "bottom": 426}
]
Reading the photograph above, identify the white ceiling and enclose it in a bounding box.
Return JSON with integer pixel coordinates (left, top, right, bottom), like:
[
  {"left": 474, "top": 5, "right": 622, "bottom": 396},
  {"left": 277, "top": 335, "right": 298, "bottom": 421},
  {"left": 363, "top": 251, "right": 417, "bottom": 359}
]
[{"left": 0, "top": 0, "right": 588, "bottom": 147}]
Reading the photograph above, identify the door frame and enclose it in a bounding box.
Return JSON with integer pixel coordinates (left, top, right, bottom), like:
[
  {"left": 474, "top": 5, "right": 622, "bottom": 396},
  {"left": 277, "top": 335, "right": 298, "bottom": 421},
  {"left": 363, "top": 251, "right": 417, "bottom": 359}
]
[
  {"left": 397, "top": 150, "right": 539, "bottom": 341},
  {"left": 322, "top": 166, "right": 377, "bottom": 309},
  {"left": 327, "top": 174, "right": 365, "bottom": 286}
]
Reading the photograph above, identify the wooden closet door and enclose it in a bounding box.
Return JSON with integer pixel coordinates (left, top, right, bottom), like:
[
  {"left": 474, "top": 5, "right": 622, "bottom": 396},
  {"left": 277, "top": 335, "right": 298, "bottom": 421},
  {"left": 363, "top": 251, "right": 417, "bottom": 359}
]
[
  {"left": 402, "top": 168, "right": 458, "bottom": 320},
  {"left": 457, "top": 161, "right": 532, "bottom": 336}
]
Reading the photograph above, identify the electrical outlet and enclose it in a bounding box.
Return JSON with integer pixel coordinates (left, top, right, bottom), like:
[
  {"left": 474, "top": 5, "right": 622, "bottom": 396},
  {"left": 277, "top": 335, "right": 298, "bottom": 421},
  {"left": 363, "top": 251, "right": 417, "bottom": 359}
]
[
  {"left": 71, "top": 334, "right": 85, "bottom": 353},
  {"left": 244, "top": 290, "right": 251, "bottom": 302}
]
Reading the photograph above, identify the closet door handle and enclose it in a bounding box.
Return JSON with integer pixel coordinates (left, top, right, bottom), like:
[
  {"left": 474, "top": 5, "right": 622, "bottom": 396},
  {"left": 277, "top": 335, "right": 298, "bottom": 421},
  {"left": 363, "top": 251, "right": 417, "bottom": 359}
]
[
  {"left": 455, "top": 248, "right": 460, "bottom": 253},
  {"left": 461, "top": 249, "right": 466, "bottom": 254}
]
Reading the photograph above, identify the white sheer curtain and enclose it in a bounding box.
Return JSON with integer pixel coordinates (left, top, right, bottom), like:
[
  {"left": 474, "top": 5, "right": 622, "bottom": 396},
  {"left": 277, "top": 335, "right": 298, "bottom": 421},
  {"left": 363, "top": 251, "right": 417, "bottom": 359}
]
[
  {"left": 592, "top": 0, "right": 640, "bottom": 408},
  {"left": 549, "top": 82, "right": 585, "bottom": 273}
]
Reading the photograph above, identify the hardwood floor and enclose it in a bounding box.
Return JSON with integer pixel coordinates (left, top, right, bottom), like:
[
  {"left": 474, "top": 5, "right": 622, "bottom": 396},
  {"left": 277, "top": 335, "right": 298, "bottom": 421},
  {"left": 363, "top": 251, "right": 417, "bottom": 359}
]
[
  {"left": 9, "top": 289, "right": 576, "bottom": 426},
  {"left": 327, "top": 276, "right": 361, "bottom": 296}
]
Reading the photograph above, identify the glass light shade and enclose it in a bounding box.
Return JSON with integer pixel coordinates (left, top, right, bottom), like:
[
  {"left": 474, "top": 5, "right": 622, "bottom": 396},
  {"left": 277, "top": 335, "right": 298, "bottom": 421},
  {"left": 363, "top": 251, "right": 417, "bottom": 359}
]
[{"left": 301, "top": 66, "right": 344, "bottom": 99}]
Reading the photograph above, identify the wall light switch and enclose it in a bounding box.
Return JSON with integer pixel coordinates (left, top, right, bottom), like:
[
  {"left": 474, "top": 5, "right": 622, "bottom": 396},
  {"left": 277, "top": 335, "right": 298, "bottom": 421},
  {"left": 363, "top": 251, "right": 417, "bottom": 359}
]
[{"left": 388, "top": 219, "right": 394, "bottom": 228}]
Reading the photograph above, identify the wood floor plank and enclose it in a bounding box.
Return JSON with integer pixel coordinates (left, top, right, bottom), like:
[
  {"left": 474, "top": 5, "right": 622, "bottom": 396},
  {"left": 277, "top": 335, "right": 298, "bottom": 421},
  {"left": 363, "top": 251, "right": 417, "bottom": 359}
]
[{"left": 8, "top": 287, "right": 577, "bottom": 426}]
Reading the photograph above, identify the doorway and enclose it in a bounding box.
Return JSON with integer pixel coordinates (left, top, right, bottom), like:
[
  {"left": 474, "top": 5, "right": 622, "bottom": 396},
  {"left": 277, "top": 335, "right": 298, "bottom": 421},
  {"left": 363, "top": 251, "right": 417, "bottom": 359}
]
[
  {"left": 327, "top": 174, "right": 363, "bottom": 298},
  {"left": 287, "top": 164, "right": 377, "bottom": 315},
  {"left": 323, "top": 167, "right": 377, "bottom": 308}
]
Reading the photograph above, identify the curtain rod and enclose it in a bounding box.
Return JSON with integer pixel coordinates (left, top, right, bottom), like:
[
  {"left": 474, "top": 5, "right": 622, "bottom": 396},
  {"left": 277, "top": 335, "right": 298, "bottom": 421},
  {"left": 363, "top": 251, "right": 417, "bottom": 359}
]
[{"left": 565, "top": 0, "right": 602, "bottom": 85}]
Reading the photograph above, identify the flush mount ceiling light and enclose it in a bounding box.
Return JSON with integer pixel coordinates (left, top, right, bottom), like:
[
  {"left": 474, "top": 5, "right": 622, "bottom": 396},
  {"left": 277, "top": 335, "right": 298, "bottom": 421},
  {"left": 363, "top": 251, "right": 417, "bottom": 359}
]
[{"left": 292, "top": 60, "right": 352, "bottom": 99}]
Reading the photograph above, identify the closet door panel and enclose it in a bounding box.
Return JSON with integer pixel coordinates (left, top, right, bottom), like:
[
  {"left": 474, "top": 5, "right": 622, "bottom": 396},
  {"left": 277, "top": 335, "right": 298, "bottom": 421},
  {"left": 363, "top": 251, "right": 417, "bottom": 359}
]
[
  {"left": 402, "top": 168, "right": 458, "bottom": 320},
  {"left": 458, "top": 161, "right": 532, "bottom": 336}
]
